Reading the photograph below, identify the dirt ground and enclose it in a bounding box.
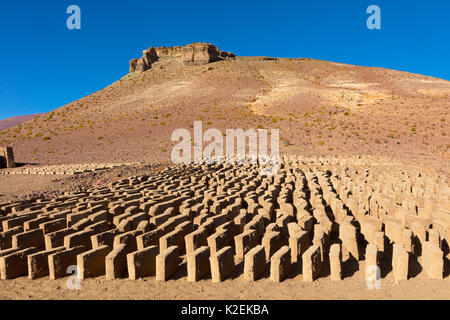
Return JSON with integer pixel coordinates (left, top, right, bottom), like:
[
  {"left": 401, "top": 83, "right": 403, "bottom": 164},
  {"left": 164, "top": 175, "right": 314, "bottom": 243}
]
[{"left": 0, "top": 260, "right": 448, "bottom": 300}]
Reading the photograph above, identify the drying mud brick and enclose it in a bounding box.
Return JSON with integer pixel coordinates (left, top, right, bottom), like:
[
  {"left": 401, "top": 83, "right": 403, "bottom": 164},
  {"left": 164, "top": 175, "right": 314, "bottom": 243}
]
[
  {"left": 91, "top": 229, "right": 120, "bottom": 249},
  {"left": 187, "top": 246, "right": 211, "bottom": 282},
  {"left": 64, "top": 229, "right": 94, "bottom": 250},
  {"left": 210, "top": 246, "right": 235, "bottom": 283},
  {"left": 113, "top": 230, "right": 143, "bottom": 253},
  {"left": 392, "top": 243, "right": 409, "bottom": 282},
  {"left": 262, "top": 231, "right": 281, "bottom": 261},
  {"left": 0, "top": 247, "right": 38, "bottom": 279},
  {"left": 160, "top": 228, "right": 185, "bottom": 254},
  {"left": 234, "top": 229, "right": 258, "bottom": 260},
  {"left": 127, "top": 245, "right": 158, "bottom": 280},
  {"left": 27, "top": 247, "right": 65, "bottom": 279},
  {"left": 289, "top": 231, "right": 310, "bottom": 263},
  {"left": 422, "top": 242, "right": 444, "bottom": 280},
  {"left": 329, "top": 244, "right": 342, "bottom": 281},
  {"left": 156, "top": 245, "right": 179, "bottom": 281},
  {"left": 105, "top": 243, "right": 129, "bottom": 279},
  {"left": 45, "top": 228, "right": 77, "bottom": 250},
  {"left": 77, "top": 245, "right": 112, "bottom": 279},
  {"left": 185, "top": 228, "right": 208, "bottom": 255},
  {"left": 270, "top": 246, "right": 291, "bottom": 282},
  {"left": 302, "top": 245, "right": 322, "bottom": 282},
  {"left": 244, "top": 245, "right": 266, "bottom": 281},
  {"left": 12, "top": 229, "right": 44, "bottom": 250},
  {"left": 48, "top": 246, "right": 86, "bottom": 280}
]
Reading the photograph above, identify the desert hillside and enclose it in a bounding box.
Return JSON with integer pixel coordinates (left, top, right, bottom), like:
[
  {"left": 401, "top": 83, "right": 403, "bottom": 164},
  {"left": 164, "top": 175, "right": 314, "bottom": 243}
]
[{"left": 0, "top": 43, "right": 448, "bottom": 172}]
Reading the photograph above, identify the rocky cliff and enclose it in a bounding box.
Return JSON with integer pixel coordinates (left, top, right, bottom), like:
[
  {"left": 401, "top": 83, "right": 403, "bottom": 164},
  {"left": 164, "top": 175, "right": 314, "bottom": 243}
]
[{"left": 129, "top": 42, "right": 235, "bottom": 72}]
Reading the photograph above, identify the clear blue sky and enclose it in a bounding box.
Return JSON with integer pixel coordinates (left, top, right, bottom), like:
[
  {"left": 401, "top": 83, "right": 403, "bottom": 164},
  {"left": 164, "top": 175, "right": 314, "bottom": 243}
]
[{"left": 1, "top": 0, "right": 449, "bottom": 120}]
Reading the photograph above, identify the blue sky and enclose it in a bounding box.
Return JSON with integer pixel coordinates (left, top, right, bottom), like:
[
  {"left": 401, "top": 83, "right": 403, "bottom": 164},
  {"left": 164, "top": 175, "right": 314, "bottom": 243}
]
[{"left": 0, "top": 0, "right": 449, "bottom": 120}]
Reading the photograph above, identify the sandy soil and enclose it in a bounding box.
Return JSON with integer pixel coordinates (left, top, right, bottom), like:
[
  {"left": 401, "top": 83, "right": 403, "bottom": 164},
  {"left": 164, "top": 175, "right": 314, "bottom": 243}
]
[{"left": 1, "top": 260, "right": 448, "bottom": 300}]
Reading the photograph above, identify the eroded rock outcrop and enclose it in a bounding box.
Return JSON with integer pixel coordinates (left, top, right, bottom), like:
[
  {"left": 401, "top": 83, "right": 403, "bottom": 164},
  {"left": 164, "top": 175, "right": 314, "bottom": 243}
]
[{"left": 129, "top": 42, "right": 235, "bottom": 72}]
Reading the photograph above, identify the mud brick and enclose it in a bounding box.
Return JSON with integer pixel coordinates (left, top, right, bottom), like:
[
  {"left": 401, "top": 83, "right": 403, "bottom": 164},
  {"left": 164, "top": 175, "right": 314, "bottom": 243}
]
[
  {"left": 0, "top": 226, "right": 23, "bottom": 250},
  {"left": 288, "top": 230, "right": 310, "bottom": 263},
  {"left": 385, "top": 221, "right": 404, "bottom": 244},
  {"left": 127, "top": 212, "right": 148, "bottom": 230},
  {"left": 49, "top": 210, "right": 71, "bottom": 220},
  {"left": 24, "top": 216, "right": 51, "bottom": 231},
  {"left": 187, "top": 246, "right": 211, "bottom": 282},
  {"left": 113, "top": 230, "right": 143, "bottom": 253},
  {"left": 136, "top": 220, "right": 151, "bottom": 232},
  {"left": 160, "top": 214, "right": 189, "bottom": 234},
  {"left": 234, "top": 211, "right": 252, "bottom": 233},
  {"left": 117, "top": 218, "right": 132, "bottom": 232},
  {"left": 411, "top": 222, "right": 427, "bottom": 244},
  {"left": 199, "top": 219, "right": 216, "bottom": 236},
  {"left": 265, "top": 222, "right": 281, "bottom": 234},
  {"left": 71, "top": 217, "right": 95, "bottom": 231},
  {"left": 160, "top": 228, "right": 185, "bottom": 254},
  {"left": 86, "top": 220, "right": 109, "bottom": 234},
  {"left": 329, "top": 244, "right": 342, "bottom": 281},
  {"left": 193, "top": 213, "right": 208, "bottom": 227},
  {"left": 67, "top": 210, "right": 91, "bottom": 227},
  {"left": 140, "top": 201, "right": 156, "bottom": 214},
  {"left": 210, "top": 246, "right": 235, "bottom": 283},
  {"left": 0, "top": 247, "right": 21, "bottom": 257},
  {"left": 2, "top": 212, "right": 38, "bottom": 231},
  {"left": 77, "top": 245, "right": 112, "bottom": 279},
  {"left": 106, "top": 243, "right": 129, "bottom": 279},
  {"left": 150, "top": 212, "right": 171, "bottom": 226},
  {"left": 45, "top": 228, "right": 77, "bottom": 250},
  {"left": 244, "top": 245, "right": 266, "bottom": 281},
  {"left": 40, "top": 218, "right": 67, "bottom": 234},
  {"left": 208, "top": 213, "right": 229, "bottom": 229},
  {"left": 137, "top": 229, "right": 163, "bottom": 250},
  {"left": 287, "top": 222, "right": 303, "bottom": 237},
  {"left": 0, "top": 247, "right": 38, "bottom": 279},
  {"left": 422, "top": 241, "right": 444, "bottom": 280},
  {"left": 91, "top": 229, "right": 121, "bottom": 248},
  {"left": 89, "top": 210, "right": 108, "bottom": 223},
  {"left": 149, "top": 201, "right": 176, "bottom": 216},
  {"left": 297, "top": 215, "right": 314, "bottom": 235},
  {"left": 185, "top": 228, "right": 208, "bottom": 255},
  {"left": 12, "top": 229, "right": 45, "bottom": 250},
  {"left": 374, "top": 231, "right": 385, "bottom": 252},
  {"left": 270, "top": 246, "right": 291, "bottom": 282},
  {"left": 428, "top": 229, "right": 441, "bottom": 247},
  {"left": 27, "top": 247, "right": 65, "bottom": 279},
  {"left": 392, "top": 243, "right": 409, "bottom": 282},
  {"left": 207, "top": 227, "right": 234, "bottom": 256},
  {"left": 127, "top": 245, "right": 159, "bottom": 280},
  {"left": 262, "top": 231, "right": 281, "bottom": 261},
  {"left": 244, "top": 215, "right": 265, "bottom": 239},
  {"left": 234, "top": 229, "right": 259, "bottom": 259},
  {"left": 276, "top": 214, "right": 294, "bottom": 237},
  {"left": 365, "top": 244, "right": 378, "bottom": 282},
  {"left": 313, "top": 228, "right": 329, "bottom": 261},
  {"left": 402, "top": 229, "right": 414, "bottom": 253},
  {"left": 175, "top": 220, "right": 194, "bottom": 237},
  {"left": 339, "top": 223, "right": 360, "bottom": 260},
  {"left": 113, "top": 211, "right": 135, "bottom": 227},
  {"left": 302, "top": 245, "right": 322, "bottom": 282},
  {"left": 156, "top": 245, "right": 179, "bottom": 281},
  {"left": 64, "top": 229, "right": 95, "bottom": 249}
]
